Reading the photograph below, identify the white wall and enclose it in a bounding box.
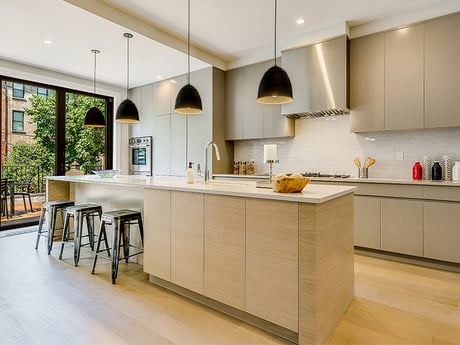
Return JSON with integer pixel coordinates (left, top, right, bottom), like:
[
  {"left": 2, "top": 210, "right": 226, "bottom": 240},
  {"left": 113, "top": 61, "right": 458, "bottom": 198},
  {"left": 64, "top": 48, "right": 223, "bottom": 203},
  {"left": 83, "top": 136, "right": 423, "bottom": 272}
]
[{"left": 234, "top": 115, "right": 460, "bottom": 179}]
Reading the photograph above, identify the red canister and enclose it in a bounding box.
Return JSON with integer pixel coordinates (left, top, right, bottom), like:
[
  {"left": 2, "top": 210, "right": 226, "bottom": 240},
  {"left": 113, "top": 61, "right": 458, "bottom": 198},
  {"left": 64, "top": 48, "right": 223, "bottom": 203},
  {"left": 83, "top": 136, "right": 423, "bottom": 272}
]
[{"left": 412, "top": 161, "right": 422, "bottom": 180}]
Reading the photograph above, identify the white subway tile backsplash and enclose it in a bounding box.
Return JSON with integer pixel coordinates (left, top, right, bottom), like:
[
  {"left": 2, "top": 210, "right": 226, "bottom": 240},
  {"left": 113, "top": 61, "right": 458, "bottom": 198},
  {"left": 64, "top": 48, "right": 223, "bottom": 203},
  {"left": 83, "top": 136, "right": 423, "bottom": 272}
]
[{"left": 234, "top": 115, "right": 460, "bottom": 179}]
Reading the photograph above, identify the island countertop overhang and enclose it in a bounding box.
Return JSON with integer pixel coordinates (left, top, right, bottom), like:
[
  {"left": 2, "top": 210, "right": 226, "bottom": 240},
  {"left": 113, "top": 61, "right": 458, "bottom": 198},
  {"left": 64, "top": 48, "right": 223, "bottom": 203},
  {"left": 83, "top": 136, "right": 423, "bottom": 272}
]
[{"left": 46, "top": 175, "right": 356, "bottom": 204}]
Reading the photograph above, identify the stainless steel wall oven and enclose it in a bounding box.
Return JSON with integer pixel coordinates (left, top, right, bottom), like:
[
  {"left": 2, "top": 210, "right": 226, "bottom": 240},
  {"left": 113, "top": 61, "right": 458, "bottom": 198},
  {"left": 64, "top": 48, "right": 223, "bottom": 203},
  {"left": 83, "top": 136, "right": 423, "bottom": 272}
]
[{"left": 129, "top": 136, "right": 152, "bottom": 175}]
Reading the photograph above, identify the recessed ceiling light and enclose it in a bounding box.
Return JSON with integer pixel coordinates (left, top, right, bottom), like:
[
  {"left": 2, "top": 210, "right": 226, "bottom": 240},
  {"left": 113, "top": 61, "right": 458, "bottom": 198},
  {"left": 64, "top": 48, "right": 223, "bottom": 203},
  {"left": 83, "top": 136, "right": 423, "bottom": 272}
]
[
  {"left": 43, "top": 40, "right": 53, "bottom": 45},
  {"left": 296, "top": 18, "right": 305, "bottom": 25},
  {"left": 157, "top": 75, "right": 163, "bottom": 79}
]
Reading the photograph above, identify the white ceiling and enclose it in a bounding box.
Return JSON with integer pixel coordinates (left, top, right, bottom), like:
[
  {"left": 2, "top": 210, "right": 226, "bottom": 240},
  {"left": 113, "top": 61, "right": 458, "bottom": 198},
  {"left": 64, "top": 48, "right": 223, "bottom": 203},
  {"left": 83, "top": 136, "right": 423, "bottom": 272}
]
[{"left": 0, "top": 0, "right": 459, "bottom": 89}]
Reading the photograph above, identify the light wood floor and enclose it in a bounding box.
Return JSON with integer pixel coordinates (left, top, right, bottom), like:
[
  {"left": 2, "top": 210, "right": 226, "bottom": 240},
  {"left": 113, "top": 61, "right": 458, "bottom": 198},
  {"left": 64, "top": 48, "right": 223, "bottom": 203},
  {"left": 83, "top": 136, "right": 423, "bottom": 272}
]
[{"left": 0, "top": 232, "right": 459, "bottom": 345}]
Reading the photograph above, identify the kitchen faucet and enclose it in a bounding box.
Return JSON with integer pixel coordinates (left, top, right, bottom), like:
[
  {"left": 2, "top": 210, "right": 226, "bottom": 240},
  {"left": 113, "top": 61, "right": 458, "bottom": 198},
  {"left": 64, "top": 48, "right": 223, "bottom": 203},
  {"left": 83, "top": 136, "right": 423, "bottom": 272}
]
[{"left": 203, "top": 141, "right": 220, "bottom": 182}]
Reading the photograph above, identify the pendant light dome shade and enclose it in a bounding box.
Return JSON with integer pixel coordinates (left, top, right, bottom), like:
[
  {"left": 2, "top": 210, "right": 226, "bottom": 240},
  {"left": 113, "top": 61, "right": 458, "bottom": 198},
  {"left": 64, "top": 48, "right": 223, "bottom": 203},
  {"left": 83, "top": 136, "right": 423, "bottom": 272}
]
[
  {"left": 84, "top": 107, "right": 105, "bottom": 127},
  {"left": 116, "top": 99, "right": 140, "bottom": 123},
  {"left": 257, "top": 0, "right": 293, "bottom": 105},
  {"left": 84, "top": 49, "right": 106, "bottom": 128},
  {"left": 174, "top": 0, "right": 203, "bottom": 115},
  {"left": 116, "top": 32, "right": 140, "bottom": 123},
  {"left": 175, "top": 83, "right": 202, "bottom": 114},
  {"left": 257, "top": 65, "right": 293, "bottom": 104}
]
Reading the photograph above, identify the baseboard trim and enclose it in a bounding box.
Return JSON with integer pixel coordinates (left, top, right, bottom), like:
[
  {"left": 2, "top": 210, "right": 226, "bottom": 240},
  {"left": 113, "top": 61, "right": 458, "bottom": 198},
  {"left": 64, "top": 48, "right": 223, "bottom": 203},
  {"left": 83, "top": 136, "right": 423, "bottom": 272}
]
[{"left": 149, "top": 275, "right": 298, "bottom": 344}]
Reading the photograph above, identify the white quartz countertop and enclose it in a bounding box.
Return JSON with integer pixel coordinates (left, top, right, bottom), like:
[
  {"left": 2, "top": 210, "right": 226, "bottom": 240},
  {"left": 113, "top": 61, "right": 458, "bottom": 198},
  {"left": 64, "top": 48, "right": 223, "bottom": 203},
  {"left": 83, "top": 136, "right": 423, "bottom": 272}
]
[{"left": 47, "top": 175, "right": 356, "bottom": 204}]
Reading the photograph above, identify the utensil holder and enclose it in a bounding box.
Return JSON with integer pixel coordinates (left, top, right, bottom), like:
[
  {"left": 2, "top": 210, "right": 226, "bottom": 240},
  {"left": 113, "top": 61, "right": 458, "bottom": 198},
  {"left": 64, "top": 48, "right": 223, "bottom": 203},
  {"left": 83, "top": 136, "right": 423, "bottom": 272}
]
[{"left": 359, "top": 168, "right": 368, "bottom": 178}]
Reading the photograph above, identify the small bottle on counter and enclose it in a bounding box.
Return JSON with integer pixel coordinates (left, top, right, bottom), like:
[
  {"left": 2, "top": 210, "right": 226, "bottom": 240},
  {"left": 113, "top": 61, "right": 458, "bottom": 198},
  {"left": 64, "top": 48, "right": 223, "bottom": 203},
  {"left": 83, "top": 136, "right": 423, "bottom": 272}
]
[
  {"left": 239, "top": 161, "right": 246, "bottom": 175},
  {"left": 233, "top": 161, "right": 239, "bottom": 175},
  {"left": 247, "top": 161, "right": 255, "bottom": 175},
  {"left": 452, "top": 161, "right": 460, "bottom": 181},
  {"left": 186, "top": 162, "right": 195, "bottom": 184},
  {"left": 412, "top": 162, "right": 422, "bottom": 180},
  {"left": 431, "top": 161, "right": 442, "bottom": 181}
]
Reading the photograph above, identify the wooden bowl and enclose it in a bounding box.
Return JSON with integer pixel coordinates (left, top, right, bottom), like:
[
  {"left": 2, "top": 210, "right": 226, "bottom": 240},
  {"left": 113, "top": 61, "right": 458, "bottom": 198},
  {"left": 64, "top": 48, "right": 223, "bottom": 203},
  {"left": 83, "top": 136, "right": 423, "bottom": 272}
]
[{"left": 272, "top": 175, "right": 310, "bottom": 193}]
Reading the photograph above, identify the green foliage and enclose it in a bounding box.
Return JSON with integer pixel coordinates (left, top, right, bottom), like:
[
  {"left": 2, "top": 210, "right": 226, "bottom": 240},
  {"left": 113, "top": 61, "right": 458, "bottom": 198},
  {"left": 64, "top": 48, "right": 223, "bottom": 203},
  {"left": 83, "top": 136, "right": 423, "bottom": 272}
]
[
  {"left": 2, "top": 141, "right": 52, "bottom": 191},
  {"left": 24, "top": 93, "right": 106, "bottom": 172}
]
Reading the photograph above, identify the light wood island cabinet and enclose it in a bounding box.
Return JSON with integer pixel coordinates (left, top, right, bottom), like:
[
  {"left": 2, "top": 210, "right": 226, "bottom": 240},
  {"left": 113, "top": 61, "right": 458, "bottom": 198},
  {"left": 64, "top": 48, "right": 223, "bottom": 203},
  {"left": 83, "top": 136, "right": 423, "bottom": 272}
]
[
  {"left": 204, "top": 195, "right": 245, "bottom": 310},
  {"left": 143, "top": 189, "right": 171, "bottom": 280},
  {"left": 246, "top": 198, "right": 298, "bottom": 331},
  {"left": 46, "top": 176, "right": 356, "bottom": 345}
]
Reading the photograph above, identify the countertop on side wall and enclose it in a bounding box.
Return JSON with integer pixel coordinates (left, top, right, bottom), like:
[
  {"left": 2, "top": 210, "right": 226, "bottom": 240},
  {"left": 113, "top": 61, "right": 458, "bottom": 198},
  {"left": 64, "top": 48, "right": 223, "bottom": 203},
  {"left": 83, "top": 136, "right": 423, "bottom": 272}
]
[
  {"left": 213, "top": 174, "right": 460, "bottom": 187},
  {"left": 46, "top": 175, "right": 356, "bottom": 204}
]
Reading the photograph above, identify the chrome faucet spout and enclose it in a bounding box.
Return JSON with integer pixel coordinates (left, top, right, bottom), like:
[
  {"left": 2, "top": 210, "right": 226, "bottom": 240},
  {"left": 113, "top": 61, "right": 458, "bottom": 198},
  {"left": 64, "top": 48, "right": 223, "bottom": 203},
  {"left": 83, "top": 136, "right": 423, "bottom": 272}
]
[{"left": 204, "top": 141, "right": 220, "bottom": 182}]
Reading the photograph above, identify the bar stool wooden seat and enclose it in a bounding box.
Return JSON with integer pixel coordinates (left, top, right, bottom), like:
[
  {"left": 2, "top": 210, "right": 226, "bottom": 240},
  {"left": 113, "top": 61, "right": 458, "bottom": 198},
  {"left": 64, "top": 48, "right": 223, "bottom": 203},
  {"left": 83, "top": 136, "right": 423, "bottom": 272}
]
[
  {"left": 35, "top": 200, "right": 75, "bottom": 254},
  {"left": 59, "top": 203, "right": 106, "bottom": 266},
  {"left": 91, "top": 209, "right": 144, "bottom": 284}
]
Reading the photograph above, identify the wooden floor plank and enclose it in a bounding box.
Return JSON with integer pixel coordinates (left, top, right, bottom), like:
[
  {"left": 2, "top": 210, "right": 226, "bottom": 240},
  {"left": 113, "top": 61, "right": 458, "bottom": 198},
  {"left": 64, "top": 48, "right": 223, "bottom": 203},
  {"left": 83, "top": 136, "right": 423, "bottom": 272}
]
[{"left": 1, "top": 231, "right": 460, "bottom": 345}]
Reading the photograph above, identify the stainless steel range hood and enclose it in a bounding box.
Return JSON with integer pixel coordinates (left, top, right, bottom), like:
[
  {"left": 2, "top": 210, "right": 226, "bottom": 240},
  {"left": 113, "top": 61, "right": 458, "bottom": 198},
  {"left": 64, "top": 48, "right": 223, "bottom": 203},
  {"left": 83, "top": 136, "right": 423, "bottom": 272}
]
[{"left": 281, "top": 35, "right": 349, "bottom": 119}]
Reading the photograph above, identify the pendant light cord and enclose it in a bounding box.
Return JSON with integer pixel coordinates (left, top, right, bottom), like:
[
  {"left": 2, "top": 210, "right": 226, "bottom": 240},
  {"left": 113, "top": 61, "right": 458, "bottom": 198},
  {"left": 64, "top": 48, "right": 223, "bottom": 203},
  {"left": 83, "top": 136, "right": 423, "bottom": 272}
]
[
  {"left": 126, "top": 35, "right": 130, "bottom": 95},
  {"left": 274, "top": 0, "right": 277, "bottom": 66},
  {"left": 187, "top": 0, "right": 191, "bottom": 84},
  {"left": 93, "top": 51, "right": 97, "bottom": 93}
]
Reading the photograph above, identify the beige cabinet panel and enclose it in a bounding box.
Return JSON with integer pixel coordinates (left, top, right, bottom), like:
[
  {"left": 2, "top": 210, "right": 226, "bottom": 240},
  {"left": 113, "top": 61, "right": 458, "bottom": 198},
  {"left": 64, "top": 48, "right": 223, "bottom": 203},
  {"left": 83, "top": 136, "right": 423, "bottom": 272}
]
[
  {"left": 281, "top": 47, "right": 309, "bottom": 115},
  {"left": 225, "top": 60, "right": 291, "bottom": 140},
  {"left": 242, "top": 62, "right": 265, "bottom": 139},
  {"left": 385, "top": 25, "right": 424, "bottom": 130},
  {"left": 143, "top": 189, "right": 171, "bottom": 280},
  {"left": 425, "top": 13, "right": 460, "bottom": 128},
  {"left": 171, "top": 191, "right": 204, "bottom": 294},
  {"left": 246, "top": 199, "right": 298, "bottom": 331},
  {"left": 153, "top": 79, "right": 172, "bottom": 116},
  {"left": 424, "top": 201, "right": 460, "bottom": 263},
  {"left": 381, "top": 198, "right": 423, "bottom": 256},
  {"left": 355, "top": 196, "right": 381, "bottom": 249},
  {"left": 350, "top": 33, "right": 385, "bottom": 132},
  {"left": 154, "top": 114, "right": 171, "bottom": 176},
  {"left": 224, "top": 68, "right": 244, "bottom": 140},
  {"left": 169, "top": 114, "right": 186, "bottom": 176},
  {"left": 204, "top": 195, "right": 245, "bottom": 310}
]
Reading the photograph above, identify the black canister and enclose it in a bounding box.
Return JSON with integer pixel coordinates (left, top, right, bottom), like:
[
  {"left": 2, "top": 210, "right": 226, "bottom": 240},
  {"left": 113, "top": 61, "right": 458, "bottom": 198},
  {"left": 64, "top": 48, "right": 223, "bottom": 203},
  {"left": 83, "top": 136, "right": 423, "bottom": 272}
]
[{"left": 431, "top": 161, "right": 442, "bottom": 181}]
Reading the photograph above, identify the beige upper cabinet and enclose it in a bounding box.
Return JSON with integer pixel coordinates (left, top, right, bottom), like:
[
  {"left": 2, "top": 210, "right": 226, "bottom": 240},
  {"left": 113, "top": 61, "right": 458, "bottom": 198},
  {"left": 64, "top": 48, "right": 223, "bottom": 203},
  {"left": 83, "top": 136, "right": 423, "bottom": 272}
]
[
  {"left": 425, "top": 12, "right": 460, "bottom": 128},
  {"left": 350, "top": 33, "right": 385, "bottom": 132},
  {"left": 224, "top": 68, "right": 244, "bottom": 140},
  {"left": 385, "top": 25, "right": 424, "bottom": 130},
  {"left": 225, "top": 60, "right": 294, "bottom": 140},
  {"left": 351, "top": 12, "right": 460, "bottom": 132}
]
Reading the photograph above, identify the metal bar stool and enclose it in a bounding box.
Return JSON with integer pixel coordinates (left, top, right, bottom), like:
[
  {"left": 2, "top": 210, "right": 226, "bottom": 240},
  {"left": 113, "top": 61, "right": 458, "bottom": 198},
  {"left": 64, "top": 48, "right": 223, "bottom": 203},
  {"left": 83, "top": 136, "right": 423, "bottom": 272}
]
[
  {"left": 59, "top": 203, "right": 107, "bottom": 266},
  {"left": 35, "top": 200, "right": 75, "bottom": 254},
  {"left": 91, "top": 209, "right": 144, "bottom": 284}
]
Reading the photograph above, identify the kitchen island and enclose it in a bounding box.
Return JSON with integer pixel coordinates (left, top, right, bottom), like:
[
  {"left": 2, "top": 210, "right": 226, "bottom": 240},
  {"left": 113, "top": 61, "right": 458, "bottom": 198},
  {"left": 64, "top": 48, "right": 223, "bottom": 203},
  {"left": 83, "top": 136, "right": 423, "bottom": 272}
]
[{"left": 46, "top": 175, "right": 356, "bottom": 345}]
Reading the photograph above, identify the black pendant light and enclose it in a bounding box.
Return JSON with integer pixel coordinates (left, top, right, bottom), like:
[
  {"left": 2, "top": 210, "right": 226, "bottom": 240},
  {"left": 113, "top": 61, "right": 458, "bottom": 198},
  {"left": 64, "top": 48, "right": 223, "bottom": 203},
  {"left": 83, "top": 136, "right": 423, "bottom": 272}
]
[
  {"left": 257, "top": 0, "right": 293, "bottom": 104},
  {"left": 116, "top": 32, "right": 140, "bottom": 123},
  {"left": 174, "top": 0, "right": 202, "bottom": 115},
  {"left": 84, "top": 49, "right": 106, "bottom": 128}
]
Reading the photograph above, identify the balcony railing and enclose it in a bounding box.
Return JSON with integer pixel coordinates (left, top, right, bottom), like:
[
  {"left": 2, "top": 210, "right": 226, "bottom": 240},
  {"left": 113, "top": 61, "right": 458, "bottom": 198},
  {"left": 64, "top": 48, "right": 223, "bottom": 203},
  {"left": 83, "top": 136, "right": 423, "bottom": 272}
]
[{"left": 1, "top": 165, "right": 50, "bottom": 194}]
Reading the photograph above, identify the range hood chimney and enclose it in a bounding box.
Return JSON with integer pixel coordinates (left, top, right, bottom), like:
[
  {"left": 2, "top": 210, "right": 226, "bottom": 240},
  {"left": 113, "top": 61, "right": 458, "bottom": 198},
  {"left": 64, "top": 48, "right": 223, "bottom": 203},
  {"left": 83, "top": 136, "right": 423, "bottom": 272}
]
[{"left": 281, "top": 35, "right": 349, "bottom": 119}]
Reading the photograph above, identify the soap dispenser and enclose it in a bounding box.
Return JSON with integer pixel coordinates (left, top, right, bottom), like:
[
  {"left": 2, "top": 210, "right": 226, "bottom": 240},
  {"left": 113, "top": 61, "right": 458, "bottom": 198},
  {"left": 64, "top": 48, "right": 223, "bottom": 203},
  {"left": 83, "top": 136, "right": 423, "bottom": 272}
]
[{"left": 186, "top": 162, "right": 195, "bottom": 184}]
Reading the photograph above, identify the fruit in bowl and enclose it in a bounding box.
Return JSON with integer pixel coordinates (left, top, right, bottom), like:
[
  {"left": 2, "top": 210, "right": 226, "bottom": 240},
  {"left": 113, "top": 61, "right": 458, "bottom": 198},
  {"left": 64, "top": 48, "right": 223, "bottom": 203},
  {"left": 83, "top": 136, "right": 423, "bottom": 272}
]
[
  {"left": 272, "top": 173, "right": 310, "bottom": 193},
  {"left": 93, "top": 169, "right": 121, "bottom": 178}
]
